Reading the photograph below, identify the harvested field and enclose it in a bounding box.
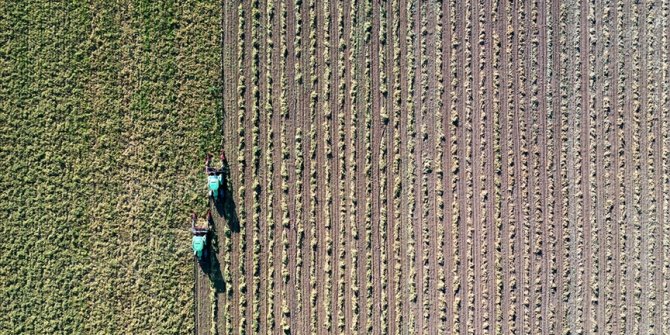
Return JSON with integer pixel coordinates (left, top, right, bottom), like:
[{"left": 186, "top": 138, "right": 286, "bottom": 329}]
[
  {"left": 216, "top": 0, "right": 670, "bottom": 334},
  {"left": 2, "top": 0, "right": 670, "bottom": 334}
]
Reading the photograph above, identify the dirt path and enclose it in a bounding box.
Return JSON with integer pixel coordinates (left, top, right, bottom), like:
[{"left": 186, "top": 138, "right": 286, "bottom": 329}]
[
  {"left": 369, "top": 0, "right": 383, "bottom": 333},
  {"left": 623, "top": 1, "right": 635, "bottom": 333},
  {"left": 440, "top": 1, "right": 454, "bottom": 334},
  {"left": 194, "top": 262, "right": 212, "bottom": 335},
  {"left": 511, "top": 1, "right": 527, "bottom": 333},
  {"left": 537, "top": 2, "right": 557, "bottom": 334}
]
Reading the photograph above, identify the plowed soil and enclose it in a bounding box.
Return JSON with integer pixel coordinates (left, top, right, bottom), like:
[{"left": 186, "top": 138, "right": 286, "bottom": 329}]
[{"left": 206, "top": 0, "right": 670, "bottom": 334}]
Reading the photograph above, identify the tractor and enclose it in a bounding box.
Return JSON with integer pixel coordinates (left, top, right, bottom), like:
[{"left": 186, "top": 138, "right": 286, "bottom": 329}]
[
  {"left": 205, "top": 149, "right": 227, "bottom": 201},
  {"left": 191, "top": 211, "right": 211, "bottom": 264}
]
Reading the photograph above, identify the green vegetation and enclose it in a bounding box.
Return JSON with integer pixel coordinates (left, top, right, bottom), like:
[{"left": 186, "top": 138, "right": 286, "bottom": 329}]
[{"left": 0, "top": 0, "right": 221, "bottom": 333}]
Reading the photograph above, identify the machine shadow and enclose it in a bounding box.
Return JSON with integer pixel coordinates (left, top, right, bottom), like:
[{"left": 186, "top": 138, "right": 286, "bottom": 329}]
[
  {"left": 204, "top": 215, "right": 226, "bottom": 294},
  {"left": 212, "top": 163, "right": 240, "bottom": 233}
]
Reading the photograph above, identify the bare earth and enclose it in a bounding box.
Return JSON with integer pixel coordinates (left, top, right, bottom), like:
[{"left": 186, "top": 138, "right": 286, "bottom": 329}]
[{"left": 202, "top": 0, "right": 670, "bottom": 334}]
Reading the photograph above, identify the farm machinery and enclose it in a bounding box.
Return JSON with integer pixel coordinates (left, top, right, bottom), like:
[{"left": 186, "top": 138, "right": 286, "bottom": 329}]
[
  {"left": 191, "top": 211, "right": 211, "bottom": 264},
  {"left": 205, "top": 149, "right": 227, "bottom": 201}
]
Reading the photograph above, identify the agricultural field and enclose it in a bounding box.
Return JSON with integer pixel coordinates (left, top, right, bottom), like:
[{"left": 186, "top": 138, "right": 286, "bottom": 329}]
[{"left": 2, "top": 0, "right": 670, "bottom": 334}]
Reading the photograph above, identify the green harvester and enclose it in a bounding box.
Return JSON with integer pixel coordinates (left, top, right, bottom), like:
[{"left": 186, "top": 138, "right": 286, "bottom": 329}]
[{"left": 191, "top": 212, "right": 210, "bottom": 264}]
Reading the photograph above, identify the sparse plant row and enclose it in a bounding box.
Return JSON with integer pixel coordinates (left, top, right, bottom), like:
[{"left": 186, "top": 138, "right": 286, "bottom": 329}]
[
  {"left": 502, "top": 0, "right": 520, "bottom": 331},
  {"left": 377, "top": 1, "right": 390, "bottom": 333},
  {"left": 361, "top": 0, "right": 374, "bottom": 332},
  {"left": 613, "top": 0, "right": 629, "bottom": 330},
  {"left": 293, "top": 124, "right": 304, "bottom": 324},
  {"left": 542, "top": 0, "right": 558, "bottom": 332},
  {"left": 345, "top": 0, "right": 362, "bottom": 332},
  {"left": 488, "top": 0, "right": 505, "bottom": 332},
  {"left": 306, "top": 0, "right": 319, "bottom": 331},
  {"left": 661, "top": 1, "right": 670, "bottom": 332},
  {"left": 248, "top": 0, "right": 262, "bottom": 334},
  {"left": 292, "top": 0, "right": 306, "bottom": 323},
  {"left": 264, "top": 0, "right": 276, "bottom": 332},
  {"left": 404, "top": 0, "right": 418, "bottom": 333},
  {"left": 473, "top": 0, "right": 491, "bottom": 332},
  {"left": 418, "top": 2, "right": 431, "bottom": 333},
  {"left": 348, "top": 0, "right": 362, "bottom": 330},
  {"left": 251, "top": 0, "right": 264, "bottom": 331},
  {"left": 525, "top": 0, "right": 544, "bottom": 332},
  {"left": 278, "top": 0, "right": 291, "bottom": 332},
  {"left": 446, "top": 0, "right": 462, "bottom": 332},
  {"left": 460, "top": 1, "right": 476, "bottom": 333},
  {"left": 599, "top": 0, "right": 617, "bottom": 329},
  {"left": 236, "top": 3, "right": 251, "bottom": 333},
  {"left": 582, "top": 1, "right": 598, "bottom": 332},
  {"left": 598, "top": 1, "right": 617, "bottom": 332},
  {"left": 335, "top": 0, "right": 348, "bottom": 331},
  {"left": 590, "top": 0, "right": 612, "bottom": 331},
  {"left": 643, "top": 1, "right": 662, "bottom": 331},
  {"left": 390, "top": 0, "right": 404, "bottom": 331},
  {"left": 555, "top": 1, "right": 574, "bottom": 332},
  {"left": 629, "top": 3, "right": 643, "bottom": 334},
  {"left": 566, "top": 1, "right": 585, "bottom": 331},
  {"left": 512, "top": 2, "right": 533, "bottom": 333},
  {"left": 320, "top": 0, "right": 334, "bottom": 332},
  {"left": 432, "top": 1, "right": 448, "bottom": 333}
]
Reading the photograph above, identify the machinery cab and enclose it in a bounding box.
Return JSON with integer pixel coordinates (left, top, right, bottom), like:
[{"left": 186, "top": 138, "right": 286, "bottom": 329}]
[
  {"left": 192, "top": 235, "right": 207, "bottom": 261},
  {"left": 208, "top": 175, "right": 221, "bottom": 198},
  {"left": 190, "top": 212, "right": 211, "bottom": 264}
]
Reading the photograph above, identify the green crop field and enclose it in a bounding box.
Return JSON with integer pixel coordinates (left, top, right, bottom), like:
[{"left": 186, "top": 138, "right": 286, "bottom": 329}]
[{"left": 0, "top": 1, "right": 221, "bottom": 333}]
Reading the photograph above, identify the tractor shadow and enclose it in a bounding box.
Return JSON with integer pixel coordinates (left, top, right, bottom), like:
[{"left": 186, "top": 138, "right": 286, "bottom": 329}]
[
  {"left": 212, "top": 163, "right": 240, "bottom": 233},
  {"left": 204, "top": 214, "right": 226, "bottom": 294}
]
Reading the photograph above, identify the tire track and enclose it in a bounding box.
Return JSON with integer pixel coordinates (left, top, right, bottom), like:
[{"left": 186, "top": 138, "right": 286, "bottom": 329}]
[
  {"left": 355, "top": 0, "right": 371, "bottom": 332},
  {"left": 222, "top": 1, "right": 239, "bottom": 333},
  {"left": 256, "top": 0, "right": 269, "bottom": 332},
  {"left": 482, "top": 0, "right": 499, "bottom": 333},
  {"left": 412, "top": 0, "right": 425, "bottom": 333},
  {"left": 342, "top": 0, "right": 356, "bottom": 332},
  {"left": 623, "top": 0, "right": 635, "bottom": 331},
  {"left": 652, "top": 1, "right": 667, "bottom": 331},
  {"left": 470, "top": 0, "right": 483, "bottom": 332},
  {"left": 536, "top": 0, "right": 550, "bottom": 333},
  {"left": 314, "top": 0, "right": 329, "bottom": 332},
  {"left": 440, "top": 1, "right": 455, "bottom": 334},
  {"left": 369, "top": 0, "right": 383, "bottom": 333},
  {"left": 195, "top": 262, "right": 212, "bottom": 335},
  {"left": 262, "top": 1, "right": 278, "bottom": 332},
  {"left": 387, "top": 0, "right": 402, "bottom": 332},
  {"left": 298, "top": 0, "right": 314, "bottom": 331},
  {"left": 453, "top": 0, "right": 468, "bottom": 333},
  {"left": 424, "top": 2, "right": 440, "bottom": 334},
  {"left": 332, "top": 0, "right": 346, "bottom": 333},
  {"left": 566, "top": 1, "right": 581, "bottom": 332},
  {"left": 242, "top": 1, "right": 255, "bottom": 333},
  {"left": 397, "top": 0, "right": 410, "bottom": 332},
  {"left": 511, "top": 1, "right": 527, "bottom": 333},
  {"left": 638, "top": 1, "right": 651, "bottom": 332},
  {"left": 579, "top": 0, "right": 593, "bottom": 332},
  {"left": 498, "top": 0, "right": 512, "bottom": 333},
  {"left": 284, "top": 0, "right": 299, "bottom": 332},
  {"left": 609, "top": 2, "right": 623, "bottom": 333}
]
